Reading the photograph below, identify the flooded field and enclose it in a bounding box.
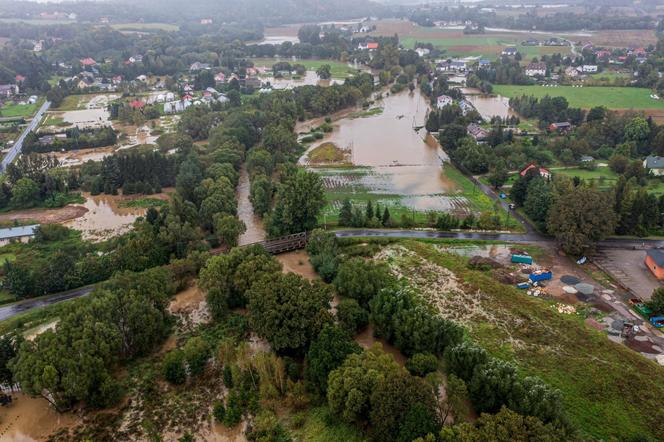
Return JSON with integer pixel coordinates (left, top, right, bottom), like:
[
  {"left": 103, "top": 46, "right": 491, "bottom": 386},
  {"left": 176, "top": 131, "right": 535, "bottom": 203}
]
[
  {"left": 265, "top": 71, "right": 343, "bottom": 90},
  {"left": 64, "top": 193, "right": 147, "bottom": 241},
  {"left": 303, "top": 91, "right": 471, "bottom": 215},
  {"left": 276, "top": 250, "right": 317, "bottom": 280}
]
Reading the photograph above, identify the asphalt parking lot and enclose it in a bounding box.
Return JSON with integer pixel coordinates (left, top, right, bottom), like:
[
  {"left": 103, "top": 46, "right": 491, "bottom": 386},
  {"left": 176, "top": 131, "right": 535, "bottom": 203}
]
[{"left": 594, "top": 249, "right": 662, "bottom": 300}]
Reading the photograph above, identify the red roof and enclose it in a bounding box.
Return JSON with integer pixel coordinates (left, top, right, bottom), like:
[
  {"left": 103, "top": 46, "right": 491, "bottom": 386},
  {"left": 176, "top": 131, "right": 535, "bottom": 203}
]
[
  {"left": 15, "top": 75, "right": 26, "bottom": 82},
  {"left": 80, "top": 57, "right": 97, "bottom": 66},
  {"left": 128, "top": 100, "right": 146, "bottom": 108},
  {"left": 182, "top": 94, "right": 193, "bottom": 100},
  {"left": 367, "top": 42, "right": 379, "bottom": 50},
  {"left": 520, "top": 163, "right": 550, "bottom": 177}
]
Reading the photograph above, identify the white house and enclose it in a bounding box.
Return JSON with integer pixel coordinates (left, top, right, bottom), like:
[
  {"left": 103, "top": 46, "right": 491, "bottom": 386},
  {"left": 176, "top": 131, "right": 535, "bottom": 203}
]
[
  {"left": 415, "top": 48, "right": 430, "bottom": 57},
  {"left": 644, "top": 155, "right": 664, "bottom": 176},
  {"left": 525, "top": 62, "right": 546, "bottom": 77},
  {"left": 581, "top": 65, "right": 598, "bottom": 73},
  {"left": 437, "top": 95, "right": 454, "bottom": 109}
]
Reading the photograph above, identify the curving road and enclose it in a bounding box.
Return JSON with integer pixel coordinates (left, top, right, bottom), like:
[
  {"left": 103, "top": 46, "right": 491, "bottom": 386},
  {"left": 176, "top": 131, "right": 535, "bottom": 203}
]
[
  {"left": 0, "top": 286, "right": 93, "bottom": 321},
  {"left": 1, "top": 100, "right": 50, "bottom": 171}
]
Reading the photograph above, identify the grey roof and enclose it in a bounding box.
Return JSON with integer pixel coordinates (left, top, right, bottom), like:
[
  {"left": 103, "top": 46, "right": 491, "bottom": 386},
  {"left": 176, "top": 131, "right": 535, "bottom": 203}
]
[
  {"left": 0, "top": 224, "right": 39, "bottom": 240},
  {"left": 647, "top": 249, "right": 664, "bottom": 267},
  {"left": 645, "top": 155, "right": 664, "bottom": 169}
]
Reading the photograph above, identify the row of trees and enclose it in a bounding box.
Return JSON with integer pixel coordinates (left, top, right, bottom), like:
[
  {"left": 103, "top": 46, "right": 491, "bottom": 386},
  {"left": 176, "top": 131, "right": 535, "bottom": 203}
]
[{"left": 24, "top": 127, "right": 117, "bottom": 154}]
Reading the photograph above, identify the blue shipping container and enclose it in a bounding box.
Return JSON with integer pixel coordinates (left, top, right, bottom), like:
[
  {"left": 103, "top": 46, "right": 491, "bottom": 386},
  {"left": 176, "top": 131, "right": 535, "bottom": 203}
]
[
  {"left": 511, "top": 254, "right": 533, "bottom": 265},
  {"left": 529, "top": 271, "right": 552, "bottom": 282}
]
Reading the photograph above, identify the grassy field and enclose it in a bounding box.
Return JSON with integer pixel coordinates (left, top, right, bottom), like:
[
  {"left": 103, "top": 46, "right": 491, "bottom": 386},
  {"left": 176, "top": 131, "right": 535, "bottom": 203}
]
[
  {"left": 118, "top": 198, "right": 169, "bottom": 209},
  {"left": 494, "top": 85, "right": 664, "bottom": 110},
  {"left": 253, "top": 58, "right": 360, "bottom": 79},
  {"left": 0, "top": 100, "right": 42, "bottom": 118},
  {"left": 53, "top": 95, "right": 87, "bottom": 111},
  {"left": 307, "top": 142, "right": 349, "bottom": 165},
  {"left": 110, "top": 22, "right": 179, "bottom": 32},
  {"left": 383, "top": 240, "right": 664, "bottom": 440},
  {"left": 0, "top": 18, "right": 73, "bottom": 26},
  {"left": 552, "top": 166, "right": 619, "bottom": 188},
  {"left": 400, "top": 34, "right": 570, "bottom": 58}
]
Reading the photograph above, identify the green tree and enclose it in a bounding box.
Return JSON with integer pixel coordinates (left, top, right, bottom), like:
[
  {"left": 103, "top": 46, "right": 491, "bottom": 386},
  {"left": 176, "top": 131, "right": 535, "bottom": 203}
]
[
  {"left": 247, "top": 273, "right": 333, "bottom": 353},
  {"left": 439, "top": 407, "right": 570, "bottom": 442},
  {"left": 304, "top": 325, "right": 361, "bottom": 393},
  {"left": 334, "top": 258, "right": 392, "bottom": 307},
  {"left": 183, "top": 336, "right": 210, "bottom": 377},
  {"left": 199, "top": 246, "right": 281, "bottom": 318},
  {"left": 267, "top": 169, "right": 325, "bottom": 236},
  {"left": 213, "top": 214, "right": 246, "bottom": 247},
  {"left": 546, "top": 182, "right": 617, "bottom": 255},
  {"left": 316, "top": 64, "right": 332, "bottom": 80},
  {"left": 370, "top": 373, "right": 439, "bottom": 442},
  {"left": 163, "top": 349, "right": 186, "bottom": 384},
  {"left": 339, "top": 199, "right": 353, "bottom": 226},
  {"left": 10, "top": 177, "right": 39, "bottom": 207},
  {"left": 336, "top": 298, "right": 369, "bottom": 335},
  {"left": 406, "top": 353, "right": 439, "bottom": 377},
  {"left": 523, "top": 178, "right": 552, "bottom": 230},
  {"left": 648, "top": 287, "right": 664, "bottom": 314},
  {"left": 327, "top": 345, "right": 403, "bottom": 424}
]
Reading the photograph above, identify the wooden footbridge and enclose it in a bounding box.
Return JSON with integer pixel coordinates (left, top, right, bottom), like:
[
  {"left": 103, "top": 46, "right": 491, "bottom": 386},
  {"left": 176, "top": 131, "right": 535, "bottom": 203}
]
[{"left": 251, "top": 232, "right": 309, "bottom": 255}]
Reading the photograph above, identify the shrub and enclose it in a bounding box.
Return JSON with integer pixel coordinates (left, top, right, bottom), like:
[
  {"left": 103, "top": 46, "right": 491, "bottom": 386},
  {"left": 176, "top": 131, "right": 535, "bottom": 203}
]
[
  {"left": 162, "top": 349, "right": 186, "bottom": 385},
  {"left": 336, "top": 298, "right": 369, "bottom": 335},
  {"left": 212, "top": 400, "right": 226, "bottom": 422},
  {"left": 406, "top": 353, "right": 439, "bottom": 377}
]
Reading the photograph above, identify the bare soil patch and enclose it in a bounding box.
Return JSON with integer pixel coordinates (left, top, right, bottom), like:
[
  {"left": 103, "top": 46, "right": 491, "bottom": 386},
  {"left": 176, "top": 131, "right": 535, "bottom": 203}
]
[
  {"left": 277, "top": 250, "right": 317, "bottom": 280},
  {"left": 0, "top": 205, "right": 88, "bottom": 224}
]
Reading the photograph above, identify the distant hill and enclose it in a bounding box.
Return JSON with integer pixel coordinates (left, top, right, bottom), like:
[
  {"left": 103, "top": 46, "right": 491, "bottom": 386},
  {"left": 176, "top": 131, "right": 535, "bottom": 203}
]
[{"left": 128, "top": 0, "right": 384, "bottom": 25}]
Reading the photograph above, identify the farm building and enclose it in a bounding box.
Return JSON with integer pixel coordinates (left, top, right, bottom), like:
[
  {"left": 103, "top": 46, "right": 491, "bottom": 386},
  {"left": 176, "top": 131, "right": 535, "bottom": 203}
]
[
  {"left": 645, "top": 249, "right": 664, "bottom": 280},
  {"left": 549, "top": 122, "right": 572, "bottom": 132},
  {"left": 0, "top": 225, "right": 39, "bottom": 246}
]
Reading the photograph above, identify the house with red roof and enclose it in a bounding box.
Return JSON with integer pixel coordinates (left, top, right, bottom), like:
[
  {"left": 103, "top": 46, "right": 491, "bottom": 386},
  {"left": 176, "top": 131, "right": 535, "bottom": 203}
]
[
  {"left": 80, "top": 58, "right": 97, "bottom": 67},
  {"left": 128, "top": 100, "right": 146, "bottom": 109},
  {"left": 520, "top": 163, "right": 551, "bottom": 179},
  {"left": 15, "top": 75, "right": 26, "bottom": 83}
]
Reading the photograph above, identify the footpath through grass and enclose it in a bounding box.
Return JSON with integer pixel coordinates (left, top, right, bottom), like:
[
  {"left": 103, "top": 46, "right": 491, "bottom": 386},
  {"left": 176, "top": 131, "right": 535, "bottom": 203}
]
[{"left": 494, "top": 85, "right": 664, "bottom": 110}]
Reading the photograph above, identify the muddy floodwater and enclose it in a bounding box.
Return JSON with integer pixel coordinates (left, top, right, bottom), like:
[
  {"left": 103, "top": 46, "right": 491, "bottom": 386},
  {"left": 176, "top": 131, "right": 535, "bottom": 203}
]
[
  {"left": 0, "top": 394, "right": 78, "bottom": 441},
  {"left": 304, "top": 91, "right": 470, "bottom": 213},
  {"left": 460, "top": 88, "right": 515, "bottom": 120},
  {"left": 64, "top": 193, "right": 146, "bottom": 241},
  {"left": 265, "top": 71, "right": 343, "bottom": 90},
  {"left": 236, "top": 166, "right": 266, "bottom": 246}
]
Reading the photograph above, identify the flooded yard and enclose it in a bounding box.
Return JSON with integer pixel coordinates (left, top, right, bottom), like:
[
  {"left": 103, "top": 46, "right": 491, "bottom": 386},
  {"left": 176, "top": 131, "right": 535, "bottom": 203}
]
[
  {"left": 303, "top": 91, "right": 471, "bottom": 215},
  {"left": 63, "top": 193, "right": 147, "bottom": 241},
  {"left": 459, "top": 88, "right": 515, "bottom": 120}
]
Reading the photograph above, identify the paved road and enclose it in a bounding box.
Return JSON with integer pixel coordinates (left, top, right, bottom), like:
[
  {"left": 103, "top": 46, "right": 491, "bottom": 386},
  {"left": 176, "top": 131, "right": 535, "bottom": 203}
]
[
  {"left": 1, "top": 100, "right": 50, "bottom": 171},
  {"left": 0, "top": 286, "right": 94, "bottom": 321}
]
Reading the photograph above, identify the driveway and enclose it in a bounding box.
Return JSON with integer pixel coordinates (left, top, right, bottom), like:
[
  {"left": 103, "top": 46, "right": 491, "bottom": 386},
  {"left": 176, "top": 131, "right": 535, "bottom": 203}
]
[{"left": 594, "top": 248, "right": 662, "bottom": 300}]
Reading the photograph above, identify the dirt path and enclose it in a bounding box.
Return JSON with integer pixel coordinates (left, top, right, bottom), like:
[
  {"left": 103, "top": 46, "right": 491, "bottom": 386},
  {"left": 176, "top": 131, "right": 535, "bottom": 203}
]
[{"left": 0, "top": 205, "right": 88, "bottom": 224}]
